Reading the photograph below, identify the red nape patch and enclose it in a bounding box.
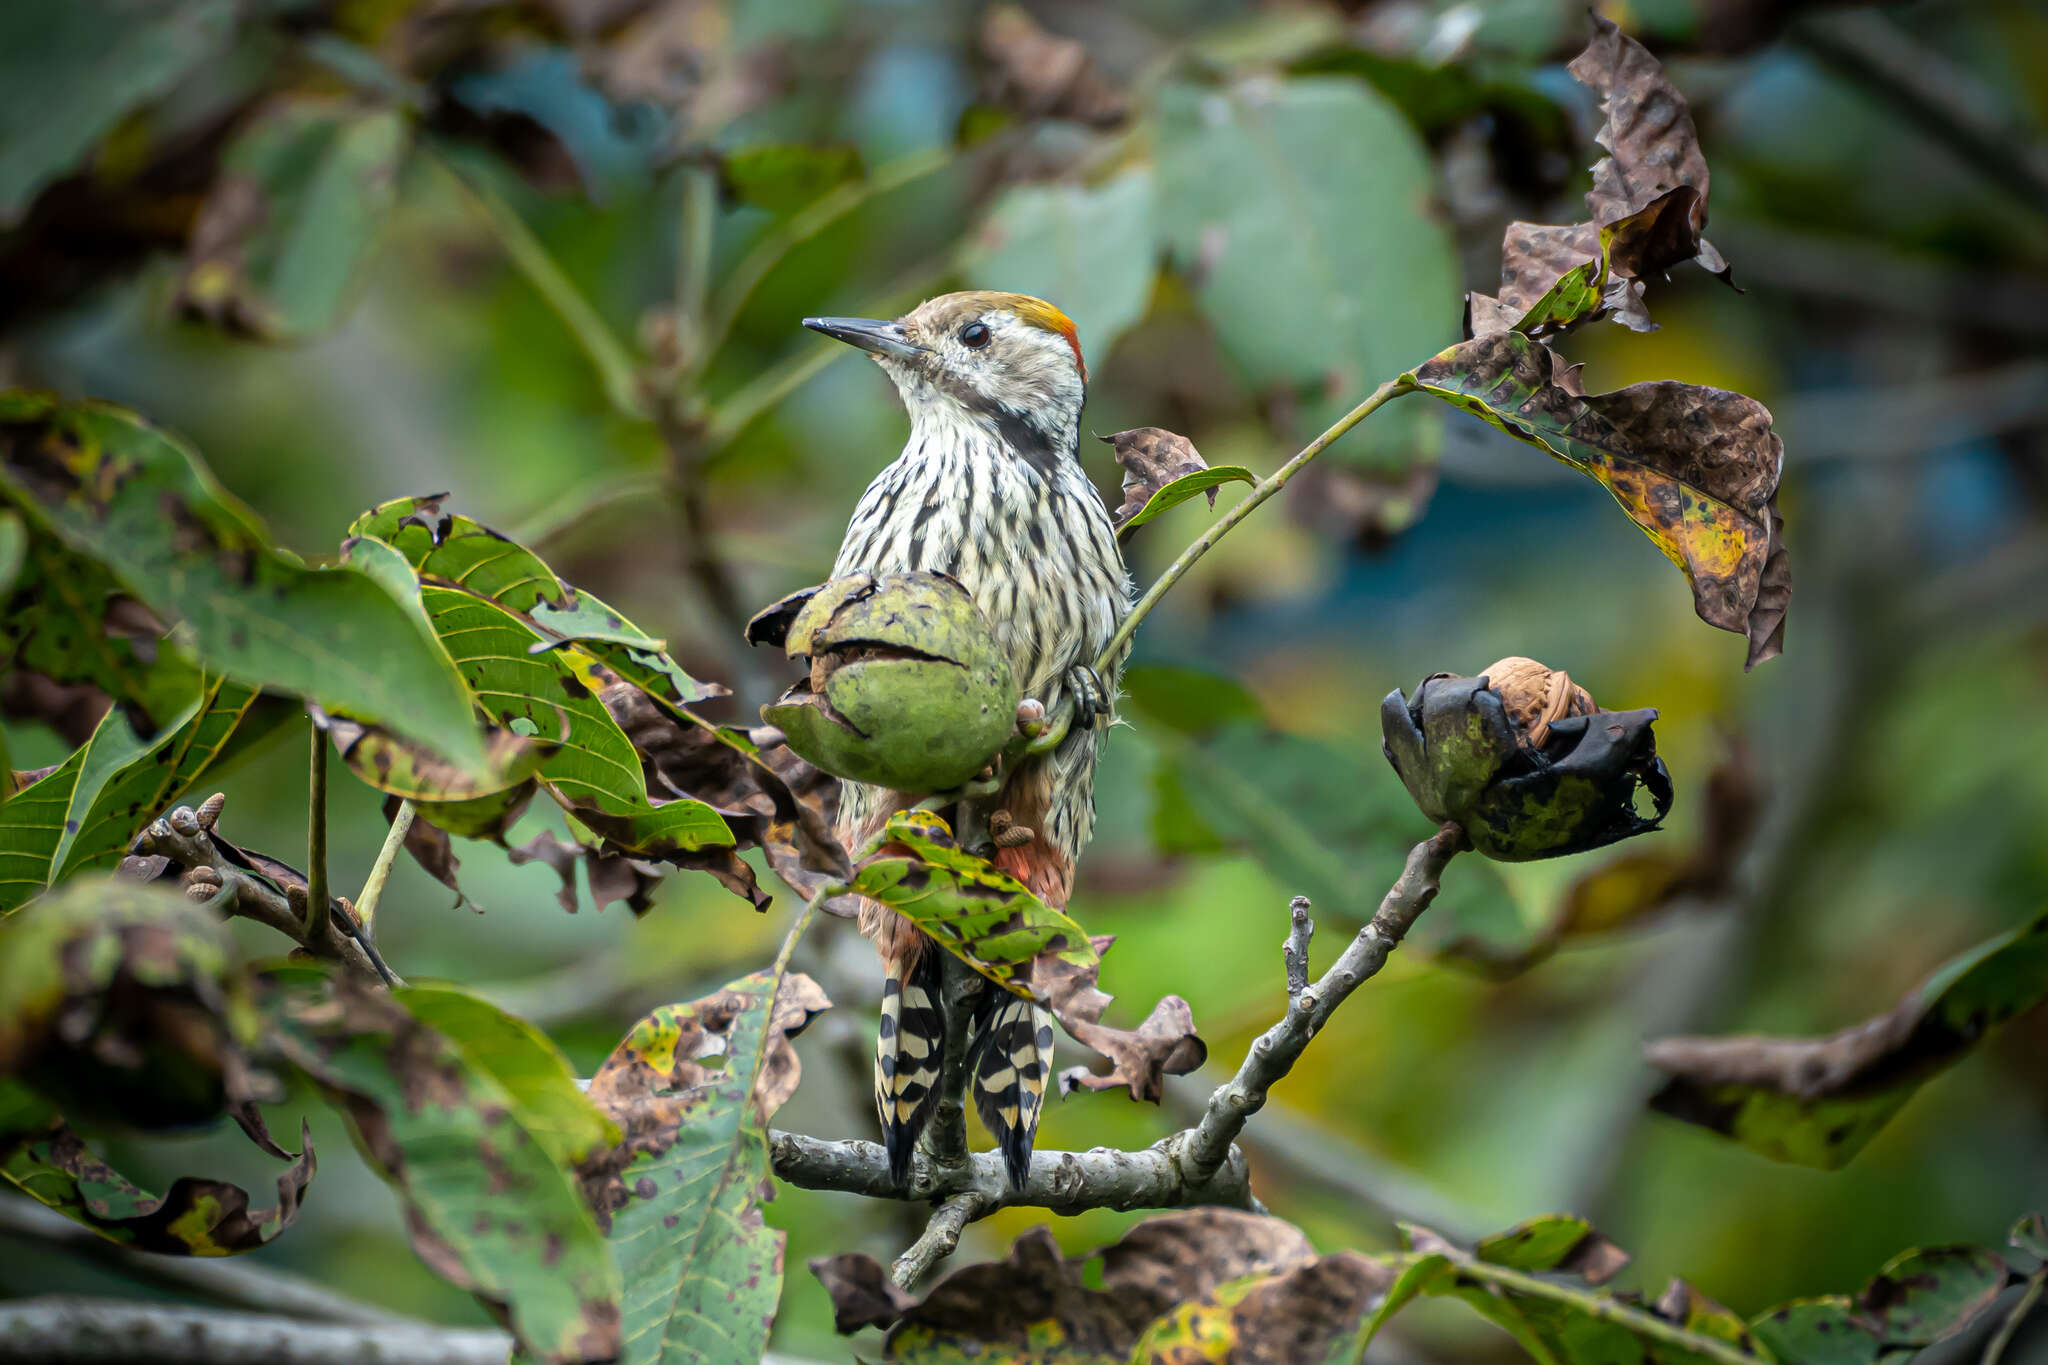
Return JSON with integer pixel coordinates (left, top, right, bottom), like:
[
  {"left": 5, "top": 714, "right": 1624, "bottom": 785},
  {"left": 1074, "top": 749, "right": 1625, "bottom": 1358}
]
[{"left": 1010, "top": 297, "right": 1087, "bottom": 383}]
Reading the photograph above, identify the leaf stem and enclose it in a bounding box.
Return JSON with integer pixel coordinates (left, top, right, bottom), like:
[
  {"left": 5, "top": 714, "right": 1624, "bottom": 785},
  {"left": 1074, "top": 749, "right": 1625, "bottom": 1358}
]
[
  {"left": 426, "top": 146, "right": 648, "bottom": 420},
  {"left": 1092, "top": 378, "right": 1414, "bottom": 674},
  {"left": 355, "top": 800, "right": 415, "bottom": 935},
  {"left": 673, "top": 163, "right": 717, "bottom": 365},
  {"left": 1984, "top": 1270, "right": 2045, "bottom": 1365},
  {"left": 1433, "top": 1250, "right": 1761, "bottom": 1365},
  {"left": 304, "top": 722, "right": 329, "bottom": 943}
]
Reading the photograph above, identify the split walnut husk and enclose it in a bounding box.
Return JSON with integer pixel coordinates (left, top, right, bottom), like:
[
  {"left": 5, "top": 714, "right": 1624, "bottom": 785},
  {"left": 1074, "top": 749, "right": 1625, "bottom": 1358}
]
[{"left": 1381, "top": 658, "right": 1671, "bottom": 861}]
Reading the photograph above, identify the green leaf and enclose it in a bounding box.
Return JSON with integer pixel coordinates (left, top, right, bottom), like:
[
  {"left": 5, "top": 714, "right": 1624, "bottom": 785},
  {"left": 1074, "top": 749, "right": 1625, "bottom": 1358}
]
[
  {"left": 0, "top": 393, "right": 489, "bottom": 773},
  {"left": 264, "top": 972, "right": 622, "bottom": 1364},
  {"left": 53, "top": 679, "right": 256, "bottom": 885},
  {"left": 408, "top": 577, "right": 730, "bottom": 857},
  {"left": 395, "top": 983, "right": 617, "bottom": 1168},
  {"left": 1647, "top": 906, "right": 2048, "bottom": 1168},
  {"left": 848, "top": 810, "right": 1098, "bottom": 999},
  {"left": 723, "top": 143, "right": 863, "bottom": 214},
  {"left": 1402, "top": 330, "right": 1788, "bottom": 668},
  {"left": 0, "top": 749, "right": 85, "bottom": 914},
  {"left": 179, "top": 99, "right": 412, "bottom": 340},
  {"left": 582, "top": 971, "right": 830, "bottom": 1365},
  {"left": 0, "top": 0, "right": 236, "bottom": 224},
  {"left": 0, "top": 678, "right": 255, "bottom": 912},
  {"left": 0, "top": 523, "right": 204, "bottom": 731},
  {"left": 963, "top": 167, "right": 1160, "bottom": 368},
  {"left": 349, "top": 495, "right": 720, "bottom": 710},
  {"left": 1117, "top": 466, "right": 1254, "bottom": 533},
  {"left": 1750, "top": 1245, "right": 2015, "bottom": 1364},
  {"left": 1475, "top": 1214, "right": 1628, "bottom": 1281},
  {"left": 1155, "top": 76, "right": 1458, "bottom": 467},
  {"left": 0, "top": 509, "right": 23, "bottom": 593},
  {"left": 1, "top": 1081, "right": 315, "bottom": 1255}
]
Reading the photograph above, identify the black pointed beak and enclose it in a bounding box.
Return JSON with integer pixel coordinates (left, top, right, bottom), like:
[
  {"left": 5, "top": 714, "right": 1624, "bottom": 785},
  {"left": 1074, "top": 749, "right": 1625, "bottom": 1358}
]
[{"left": 802, "top": 316, "right": 925, "bottom": 361}]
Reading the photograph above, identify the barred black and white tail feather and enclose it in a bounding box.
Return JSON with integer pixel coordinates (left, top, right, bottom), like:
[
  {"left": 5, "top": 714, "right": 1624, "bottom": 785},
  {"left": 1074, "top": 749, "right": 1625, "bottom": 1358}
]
[
  {"left": 969, "top": 993, "right": 1053, "bottom": 1191},
  {"left": 876, "top": 950, "right": 946, "bottom": 1186}
]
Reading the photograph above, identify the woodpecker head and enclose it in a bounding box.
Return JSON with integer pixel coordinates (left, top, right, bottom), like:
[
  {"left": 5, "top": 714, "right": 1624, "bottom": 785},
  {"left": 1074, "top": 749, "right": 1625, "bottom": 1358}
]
[{"left": 804, "top": 291, "right": 1087, "bottom": 465}]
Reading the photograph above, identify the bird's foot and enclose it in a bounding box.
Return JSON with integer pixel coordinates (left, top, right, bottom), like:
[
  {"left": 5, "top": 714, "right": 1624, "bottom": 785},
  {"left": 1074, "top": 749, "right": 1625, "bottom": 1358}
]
[{"left": 1065, "top": 664, "right": 1110, "bottom": 729}]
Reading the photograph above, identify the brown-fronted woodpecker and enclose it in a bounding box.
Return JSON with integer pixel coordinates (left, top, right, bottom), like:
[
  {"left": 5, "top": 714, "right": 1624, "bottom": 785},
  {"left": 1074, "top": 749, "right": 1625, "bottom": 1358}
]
[{"left": 803, "top": 291, "right": 1131, "bottom": 1190}]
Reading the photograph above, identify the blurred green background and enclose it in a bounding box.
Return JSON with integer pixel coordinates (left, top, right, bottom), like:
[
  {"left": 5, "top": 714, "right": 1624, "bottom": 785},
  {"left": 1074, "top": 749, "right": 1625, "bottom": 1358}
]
[{"left": 3, "top": 0, "right": 2046, "bottom": 1359}]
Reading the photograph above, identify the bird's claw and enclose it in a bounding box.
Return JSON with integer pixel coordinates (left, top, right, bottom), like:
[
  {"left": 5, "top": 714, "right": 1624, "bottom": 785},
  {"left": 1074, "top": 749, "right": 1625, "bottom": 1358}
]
[{"left": 1066, "top": 664, "right": 1110, "bottom": 729}]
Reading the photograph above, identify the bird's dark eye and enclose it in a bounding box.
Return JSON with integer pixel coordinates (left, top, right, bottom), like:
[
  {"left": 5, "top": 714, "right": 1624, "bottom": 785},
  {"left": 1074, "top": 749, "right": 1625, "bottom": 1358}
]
[{"left": 960, "top": 321, "right": 991, "bottom": 349}]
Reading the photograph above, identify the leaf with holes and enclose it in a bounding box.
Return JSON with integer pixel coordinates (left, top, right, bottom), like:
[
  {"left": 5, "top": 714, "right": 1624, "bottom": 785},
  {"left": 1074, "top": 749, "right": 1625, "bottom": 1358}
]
[
  {"left": 263, "top": 971, "right": 622, "bottom": 1364},
  {"left": 580, "top": 971, "right": 829, "bottom": 1365},
  {"left": 0, "top": 394, "right": 488, "bottom": 771},
  {"left": 400, "top": 575, "right": 731, "bottom": 860},
  {"left": 1647, "top": 906, "right": 2048, "bottom": 1169},
  {"left": 178, "top": 98, "right": 411, "bottom": 341},
  {"left": 350, "top": 496, "right": 720, "bottom": 710},
  {"left": 1, "top": 1082, "right": 314, "bottom": 1255},
  {"left": 849, "top": 811, "right": 1097, "bottom": 1000},
  {"left": 1404, "top": 331, "right": 1787, "bottom": 668}
]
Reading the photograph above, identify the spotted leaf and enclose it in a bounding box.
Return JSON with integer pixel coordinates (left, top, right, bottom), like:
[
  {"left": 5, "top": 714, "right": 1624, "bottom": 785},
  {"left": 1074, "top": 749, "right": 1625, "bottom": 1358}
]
[
  {"left": 580, "top": 971, "right": 829, "bottom": 1365},
  {"left": 851, "top": 810, "right": 1098, "bottom": 1000},
  {"left": 262, "top": 971, "right": 623, "bottom": 1364},
  {"left": 1404, "top": 330, "right": 1787, "bottom": 668},
  {"left": 0, "top": 394, "right": 488, "bottom": 772},
  {"left": 1, "top": 1082, "right": 314, "bottom": 1256}
]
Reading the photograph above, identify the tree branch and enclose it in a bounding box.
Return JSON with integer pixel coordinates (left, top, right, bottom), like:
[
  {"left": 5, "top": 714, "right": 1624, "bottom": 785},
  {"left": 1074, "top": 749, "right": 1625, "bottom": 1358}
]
[
  {"left": 0, "top": 1202, "right": 405, "bottom": 1327},
  {"left": 1178, "top": 824, "right": 1465, "bottom": 1186},
  {"left": 130, "top": 803, "right": 394, "bottom": 985},
  {"left": 0, "top": 1298, "right": 510, "bottom": 1365},
  {"left": 771, "top": 826, "right": 1467, "bottom": 1231},
  {"left": 0, "top": 1297, "right": 833, "bottom": 1365},
  {"left": 1792, "top": 9, "right": 2048, "bottom": 218},
  {"left": 769, "top": 1128, "right": 1257, "bottom": 1215},
  {"left": 890, "top": 1191, "right": 987, "bottom": 1290}
]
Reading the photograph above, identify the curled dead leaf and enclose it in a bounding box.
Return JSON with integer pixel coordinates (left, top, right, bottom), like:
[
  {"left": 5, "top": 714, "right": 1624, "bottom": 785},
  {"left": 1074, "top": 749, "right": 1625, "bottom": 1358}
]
[
  {"left": 1041, "top": 936, "right": 1206, "bottom": 1102},
  {"left": 980, "top": 4, "right": 1128, "bottom": 128}
]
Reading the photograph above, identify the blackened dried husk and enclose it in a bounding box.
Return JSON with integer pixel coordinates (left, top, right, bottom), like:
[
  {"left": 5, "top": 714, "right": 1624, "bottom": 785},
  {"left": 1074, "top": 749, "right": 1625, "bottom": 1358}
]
[{"left": 1381, "top": 674, "right": 1671, "bottom": 861}]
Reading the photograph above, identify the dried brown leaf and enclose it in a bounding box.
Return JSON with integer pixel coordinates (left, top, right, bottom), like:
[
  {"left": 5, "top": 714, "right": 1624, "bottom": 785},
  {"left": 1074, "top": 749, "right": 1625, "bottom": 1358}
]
[
  {"left": 809, "top": 1252, "right": 918, "bottom": 1334},
  {"left": 1104, "top": 427, "right": 1212, "bottom": 528},
  {"left": 980, "top": 4, "right": 1128, "bottom": 128},
  {"left": 1042, "top": 936, "right": 1206, "bottom": 1102}
]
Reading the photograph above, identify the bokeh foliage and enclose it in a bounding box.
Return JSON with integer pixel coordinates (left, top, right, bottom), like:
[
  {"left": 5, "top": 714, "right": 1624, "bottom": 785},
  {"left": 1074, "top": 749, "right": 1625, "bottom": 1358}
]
[{"left": 2, "top": 0, "right": 2047, "bottom": 1361}]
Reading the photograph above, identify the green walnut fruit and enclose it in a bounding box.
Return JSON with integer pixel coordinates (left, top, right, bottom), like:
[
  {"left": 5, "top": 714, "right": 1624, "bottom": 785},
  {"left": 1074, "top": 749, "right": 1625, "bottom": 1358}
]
[
  {"left": 750, "top": 572, "right": 1020, "bottom": 794},
  {"left": 0, "top": 879, "right": 252, "bottom": 1132}
]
